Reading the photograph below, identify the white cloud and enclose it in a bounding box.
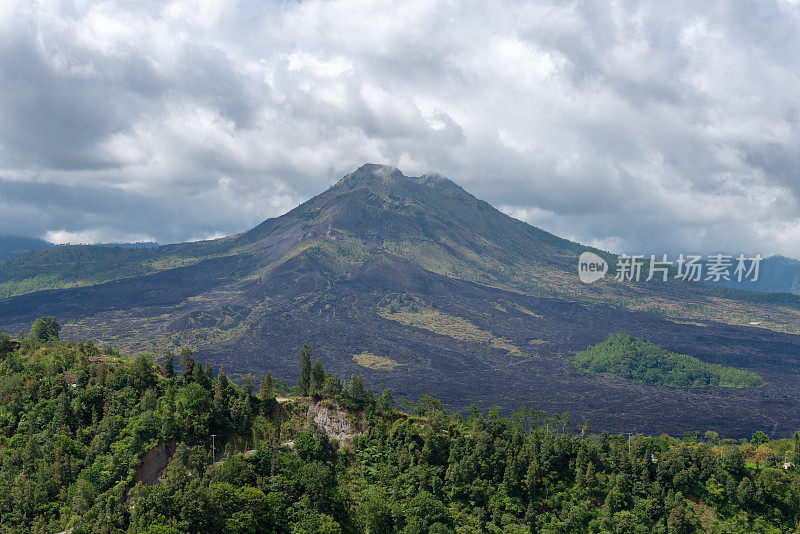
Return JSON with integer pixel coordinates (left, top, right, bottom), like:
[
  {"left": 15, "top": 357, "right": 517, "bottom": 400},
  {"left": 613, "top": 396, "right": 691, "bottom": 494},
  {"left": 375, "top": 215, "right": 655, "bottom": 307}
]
[
  {"left": 45, "top": 229, "right": 155, "bottom": 245},
  {"left": 0, "top": 0, "right": 798, "bottom": 257}
]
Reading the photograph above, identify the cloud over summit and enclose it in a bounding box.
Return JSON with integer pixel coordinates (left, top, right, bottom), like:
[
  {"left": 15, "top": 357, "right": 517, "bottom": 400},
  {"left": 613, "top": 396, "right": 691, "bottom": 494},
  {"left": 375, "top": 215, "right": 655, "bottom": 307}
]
[{"left": 1, "top": 0, "right": 799, "bottom": 256}]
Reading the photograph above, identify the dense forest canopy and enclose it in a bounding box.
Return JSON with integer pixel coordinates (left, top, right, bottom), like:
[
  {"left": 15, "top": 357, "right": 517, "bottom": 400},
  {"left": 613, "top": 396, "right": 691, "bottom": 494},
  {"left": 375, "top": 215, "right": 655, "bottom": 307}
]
[
  {"left": 0, "top": 321, "right": 798, "bottom": 533},
  {"left": 571, "top": 333, "right": 763, "bottom": 388}
]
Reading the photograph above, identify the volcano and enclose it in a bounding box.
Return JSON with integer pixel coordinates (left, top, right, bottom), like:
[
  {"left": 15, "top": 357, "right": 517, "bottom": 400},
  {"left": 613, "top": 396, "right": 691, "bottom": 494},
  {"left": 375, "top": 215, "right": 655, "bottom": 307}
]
[{"left": 3, "top": 164, "right": 800, "bottom": 437}]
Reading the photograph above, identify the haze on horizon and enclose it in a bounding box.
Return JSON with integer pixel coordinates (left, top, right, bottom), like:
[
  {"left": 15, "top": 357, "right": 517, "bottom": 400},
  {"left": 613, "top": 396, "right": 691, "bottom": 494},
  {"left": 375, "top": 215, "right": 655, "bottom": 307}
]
[{"left": 1, "top": 0, "right": 799, "bottom": 258}]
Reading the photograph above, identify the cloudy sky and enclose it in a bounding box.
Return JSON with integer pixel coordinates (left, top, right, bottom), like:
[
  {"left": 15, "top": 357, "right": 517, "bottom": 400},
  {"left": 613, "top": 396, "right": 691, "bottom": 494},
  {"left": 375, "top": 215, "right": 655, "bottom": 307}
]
[{"left": 1, "top": 0, "right": 799, "bottom": 256}]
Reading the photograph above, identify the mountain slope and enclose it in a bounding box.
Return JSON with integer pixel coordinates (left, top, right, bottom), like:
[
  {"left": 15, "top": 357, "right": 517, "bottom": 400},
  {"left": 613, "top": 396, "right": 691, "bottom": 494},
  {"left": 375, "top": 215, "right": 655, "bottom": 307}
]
[
  {"left": 3, "top": 164, "right": 800, "bottom": 437},
  {"left": 5, "top": 164, "right": 800, "bottom": 329}
]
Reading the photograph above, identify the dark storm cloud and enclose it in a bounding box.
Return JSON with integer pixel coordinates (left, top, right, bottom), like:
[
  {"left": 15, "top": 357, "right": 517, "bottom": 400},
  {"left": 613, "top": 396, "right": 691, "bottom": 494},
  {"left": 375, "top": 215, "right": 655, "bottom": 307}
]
[{"left": 0, "top": 0, "right": 799, "bottom": 256}]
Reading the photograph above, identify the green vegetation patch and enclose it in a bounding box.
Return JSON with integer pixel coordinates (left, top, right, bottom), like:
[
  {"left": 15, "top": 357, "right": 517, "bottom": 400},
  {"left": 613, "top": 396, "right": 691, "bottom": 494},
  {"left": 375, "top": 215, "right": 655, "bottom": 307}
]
[
  {"left": 512, "top": 302, "right": 543, "bottom": 318},
  {"left": 352, "top": 351, "right": 402, "bottom": 370},
  {"left": 572, "top": 333, "right": 763, "bottom": 388},
  {"left": 492, "top": 300, "right": 543, "bottom": 318},
  {"left": 379, "top": 295, "right": 525, "bottom": 357}
]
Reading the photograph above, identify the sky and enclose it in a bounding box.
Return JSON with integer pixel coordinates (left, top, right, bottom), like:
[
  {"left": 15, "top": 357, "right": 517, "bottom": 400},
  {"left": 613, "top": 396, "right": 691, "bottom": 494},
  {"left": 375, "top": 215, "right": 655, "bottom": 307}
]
[{"left": 1, "top": 0, "right": 799, "bottom": 257}]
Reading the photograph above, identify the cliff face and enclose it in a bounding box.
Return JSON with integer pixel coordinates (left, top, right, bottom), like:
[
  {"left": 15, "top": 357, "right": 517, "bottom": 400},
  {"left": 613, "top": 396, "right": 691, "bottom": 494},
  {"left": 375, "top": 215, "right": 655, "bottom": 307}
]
[
  {"left": 307, "top": 398, "right": 359, "bottom": 442},
  {"left": 135, "top": 441, "right": 178, "bottom": 486}
]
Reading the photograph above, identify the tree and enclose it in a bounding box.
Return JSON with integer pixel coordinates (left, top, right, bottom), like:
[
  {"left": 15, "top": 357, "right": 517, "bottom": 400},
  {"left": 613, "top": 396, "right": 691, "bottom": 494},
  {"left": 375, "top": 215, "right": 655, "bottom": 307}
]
[
  {"left": 30, "top": 316, "right": 61, "bottom": 342},
  {"left": 164, "top": 350, "right": 176, "bottom": 378},
  {"left": 180, "top": 347, "right": 195, "bottom": 379},
  {"left": 243, "top": 373, "right": 254, "bottom": 398},
  {"left": 751, "top": 431, "right": 769, "bottom": 447},
  {"left": 794, "top": 432, "right": 800, "bottom": 465},
  {"left": 323, "top": 374, "right": 343, "bottom": 396},
  {"left": 176, "top": 382, "right": 211, "bottom": 438},
  {"left": 260, "top": 372, "right": 275, "bottom": 402},
  {"left": 346, "top": 374, "right": 371, "bottom": 407},
  {"left": 358, "top": 485, "right": 393, "bottom": 534},
  {"left": 737, "top": 477, "right": 755, "bottom": 507},
  {"left": 251, "top": 415, "right": 276, "bottom": 447},
  {"left": 294, "top": 430, "right": 317, "bottom": 462},
  {"left": 213, "top": 370, "right": 232, "bottom": 430},
  {"left": 204, "top": 362, "right": 214, "bottom": 382},
  {"left": 311, "top": 360, "right": 324, "bottom": 393},
  {"left": 667, "top": 503, "right": 701, "bottom": 534},
  {"left": 299, "top": 344, "right": 312, "bottom": 396},
  {"left": 378, "top": 389, "right": 394, "bottom": 414},
  {"left": 0, "top": 331, "right": 13, "bottom": 355},
  {"left": 129, "top": 354, "right": 156, "bottom": 391},
  {"left": 402, "top": 491, "right": 450, "bottom": 530},
  {"left": 191, "top": 360, "right": 206, "bottom": 386}
]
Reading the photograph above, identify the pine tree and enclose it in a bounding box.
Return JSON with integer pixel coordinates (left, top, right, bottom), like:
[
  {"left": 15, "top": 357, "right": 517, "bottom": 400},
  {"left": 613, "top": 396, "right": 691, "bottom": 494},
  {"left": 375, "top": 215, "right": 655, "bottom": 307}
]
[
  {"left": 311, "top": 360, "right": 324, "bottom": 393},
  {"left": 378, "top": 389, "right": 395, "bottom": 414},
  {"left": 348, "top": 374, "right": 367, "bottom": 401},
  {"left": 299, "top": 344, "right": 312, "bottom": 396},
  {"left": 260, "top": 372, "right": 275, "bottom": 401},
  {"left": 243, "top": 374, "right": 254, "bottom": 399},
  {"left": 180, "top": 347, "right": 195, "bottom": 379},
  {"left": 323, "top": 374, "right": 343, "bottom": 395},
  {"left": 575, "top": 445, "right": 588, "bottom": 487},
  {"left": 213, "top": 370, "right": 232, "bottom": 431},
  {"left": 584, "top": 461, "right": 597, "bottom": 490},
  {"left": 164, "top": 350, "right": 175, "bottom": 378},
  {"left": 204, "top": 362, "right": 214, "bottom": 381},
  {"left": 191, "top": 361, "right": 206, "bottom": 386}
]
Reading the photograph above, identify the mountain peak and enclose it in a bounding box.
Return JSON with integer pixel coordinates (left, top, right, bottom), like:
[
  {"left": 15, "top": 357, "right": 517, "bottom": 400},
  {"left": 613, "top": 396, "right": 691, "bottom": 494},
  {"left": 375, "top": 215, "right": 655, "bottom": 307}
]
[
  {"left": 334, "top": 164, "right": 406, "bottom": 189},
  {"left": 333, "top": 163, "right": 464, "bottom": 198}
]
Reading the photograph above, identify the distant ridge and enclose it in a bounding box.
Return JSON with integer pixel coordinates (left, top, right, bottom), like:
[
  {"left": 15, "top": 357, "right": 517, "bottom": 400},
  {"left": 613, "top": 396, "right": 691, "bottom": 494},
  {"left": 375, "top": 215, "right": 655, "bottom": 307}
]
[
  {"left": 0, "top": 235, "right": 52, "bottom": 261},
  {"left": 704, "top": 254, "right": 800, "bottom": 295},
  {"left": 0, "top": 235, "right": 160, "bottom": 262}
]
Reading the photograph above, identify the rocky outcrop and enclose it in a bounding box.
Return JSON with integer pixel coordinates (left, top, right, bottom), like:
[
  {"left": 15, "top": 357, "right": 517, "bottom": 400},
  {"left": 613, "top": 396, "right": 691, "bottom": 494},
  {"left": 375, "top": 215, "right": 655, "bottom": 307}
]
[
  {"left": 135, "top": 441, "right": 178, "bottom": 485},
  {"left": 307, "top": 399, "right": 359, "bottom": 442}
]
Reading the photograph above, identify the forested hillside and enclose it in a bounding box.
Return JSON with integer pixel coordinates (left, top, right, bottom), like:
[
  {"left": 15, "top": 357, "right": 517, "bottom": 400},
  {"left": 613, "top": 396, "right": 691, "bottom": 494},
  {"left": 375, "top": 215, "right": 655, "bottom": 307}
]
[{"left": 1, "top": 321, "right": 799, "bottom": 533}]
